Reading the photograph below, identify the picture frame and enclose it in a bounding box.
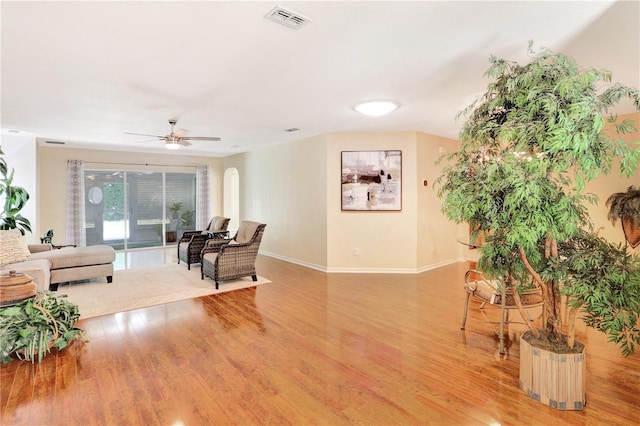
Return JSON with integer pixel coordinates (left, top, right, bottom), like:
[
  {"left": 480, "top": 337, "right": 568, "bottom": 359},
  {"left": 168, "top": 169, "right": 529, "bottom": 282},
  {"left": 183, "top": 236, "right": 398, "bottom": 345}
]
[{"left": 341, "top": 150, "right": 402, "bottom": 211}]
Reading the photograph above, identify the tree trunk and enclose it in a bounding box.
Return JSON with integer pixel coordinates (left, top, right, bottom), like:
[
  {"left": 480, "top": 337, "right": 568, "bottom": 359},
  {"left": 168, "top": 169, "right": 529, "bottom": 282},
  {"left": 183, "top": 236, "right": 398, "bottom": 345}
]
[
  {"left": 567, "top": 305, "right": 580, "bottom": 348},
  {"left": 543, "top": 280, "right": 562, "bottom": 341},
  {"left": 520, "top": 241, "right": 563, "bottom": 342},
  {"left": 508, "top": 276, "right": 539, "bottom": 336}
]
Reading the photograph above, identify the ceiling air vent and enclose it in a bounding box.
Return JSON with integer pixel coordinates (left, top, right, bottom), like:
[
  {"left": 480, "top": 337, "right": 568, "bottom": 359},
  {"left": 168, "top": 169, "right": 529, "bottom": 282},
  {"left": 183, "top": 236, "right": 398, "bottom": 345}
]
[
  {"left": 264, "top": 6, "right": 310, "bottom": 30},
  {"left": 45, "top": 140, "right": 66, "bottom": 145}
]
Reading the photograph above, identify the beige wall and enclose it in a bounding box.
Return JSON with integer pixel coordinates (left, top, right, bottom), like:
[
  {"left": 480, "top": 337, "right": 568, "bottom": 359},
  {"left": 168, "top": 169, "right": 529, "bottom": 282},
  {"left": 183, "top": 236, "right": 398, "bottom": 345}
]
[
  {"left": 37, "top": 146, "right": 224, "bottom": 242},
  {"left": 327, "top": 131, "right": 460, "bottom": 272},
  {"left": 33, "top": 114, "right": 639, "bottom": 269},
  {"left": 223, "top": 131, "right": 467, "bottom": 272},
  {"left": 223, "top": 135, "right": 328, "bottom": 269},
  {"left": 326, "top": 132, "right": 419, "bottom": 272},
  {"left": 416, "top": 132, "right": 464, "bottom": 269},
  {"left": 584, "top": 112, "right": 640, "bottom": 249}
]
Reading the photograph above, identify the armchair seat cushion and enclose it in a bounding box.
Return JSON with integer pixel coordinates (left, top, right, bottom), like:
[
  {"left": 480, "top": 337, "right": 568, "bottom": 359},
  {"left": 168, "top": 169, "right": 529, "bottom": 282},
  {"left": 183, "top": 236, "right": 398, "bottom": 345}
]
[
  {"left": 464, "top": 277, "right": 543, "bottom": 307},
  {"left": 234, "top": 221, "right": 261, "bottom": 243},
  {"left": 201, "top": 221, "right": 266, "bottom": 289},
  {"left": 178, "top": 216, "right": 230, "bottom": 269},
  {"left": 208, "top": 217, "right": 230, "bottom": 233}
]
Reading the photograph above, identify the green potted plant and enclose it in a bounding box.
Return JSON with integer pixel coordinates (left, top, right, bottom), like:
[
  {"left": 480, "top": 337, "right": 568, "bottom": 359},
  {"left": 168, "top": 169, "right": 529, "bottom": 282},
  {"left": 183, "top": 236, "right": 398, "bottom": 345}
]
[
  {"left": 168, "top": 202, "right": 182, "bottom": 220},
  {"left": 437, "top": 42, "right": 640, "bottom": 409},
  {"left": 606, "top": 185, "right": 640, "bottom": 247},
  {"left": 180, "top": 209, "right": 194, "bottom": 228},
  {"left": 0, "top": 147, "right": 32, "bottom": 235},
  {"left": 176, "top": 209, "right": 195, "bottom": 241},
  {"left": 0, "top": 291, "right": 85, "bottom": 364}
]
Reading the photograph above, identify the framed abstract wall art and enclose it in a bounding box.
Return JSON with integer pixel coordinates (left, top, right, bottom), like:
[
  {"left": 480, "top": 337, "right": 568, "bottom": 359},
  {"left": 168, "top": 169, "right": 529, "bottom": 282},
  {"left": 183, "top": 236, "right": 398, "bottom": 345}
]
[{"left": 341, "top": 150, "right": 402, "bottom": 211}]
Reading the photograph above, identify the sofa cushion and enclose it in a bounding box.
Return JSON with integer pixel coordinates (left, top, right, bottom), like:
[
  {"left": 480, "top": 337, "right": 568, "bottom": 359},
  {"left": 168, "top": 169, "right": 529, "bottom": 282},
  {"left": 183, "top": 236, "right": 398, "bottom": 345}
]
[
  {"left": 0, "top": 259, "right": 51, "bottom": 291},
  {"left": 29, "top": 245, "right": 115, "bottom": 270},
  {"left": 0, "top": 229, "right": 31, "bottom": 266}
]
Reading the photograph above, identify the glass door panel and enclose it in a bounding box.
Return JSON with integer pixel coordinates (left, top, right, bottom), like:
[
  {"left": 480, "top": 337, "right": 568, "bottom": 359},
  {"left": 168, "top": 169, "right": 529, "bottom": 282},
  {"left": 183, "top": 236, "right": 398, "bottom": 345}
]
[
  {"left": 165, "top": 173, "right": 197, "bottom": 242},
  {"left": 84, "top": 169, "right": 196, "bottom": 250},
  {"left": 85, "top": 171, "right": 127, "bottom": 248},
  {"left": 128, "top": 172, "right": 163, "bottom": 249}
]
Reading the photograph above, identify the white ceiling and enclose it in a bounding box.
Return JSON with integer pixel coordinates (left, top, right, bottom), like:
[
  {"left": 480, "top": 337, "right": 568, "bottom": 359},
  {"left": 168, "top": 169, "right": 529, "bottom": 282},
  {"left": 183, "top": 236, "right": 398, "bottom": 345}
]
[{"left": 2, "top": 1, "right": 638, "bottom": 157}]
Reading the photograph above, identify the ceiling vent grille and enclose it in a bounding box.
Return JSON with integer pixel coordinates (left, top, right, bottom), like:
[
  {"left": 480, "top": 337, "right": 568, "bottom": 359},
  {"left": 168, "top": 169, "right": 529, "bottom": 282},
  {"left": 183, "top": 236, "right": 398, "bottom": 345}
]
[
  {"left": 264, "top": 6, "right": 310, "bottom": 30},
  {"left": 45, "top": 140, "right": 66, "bottom": 145}
]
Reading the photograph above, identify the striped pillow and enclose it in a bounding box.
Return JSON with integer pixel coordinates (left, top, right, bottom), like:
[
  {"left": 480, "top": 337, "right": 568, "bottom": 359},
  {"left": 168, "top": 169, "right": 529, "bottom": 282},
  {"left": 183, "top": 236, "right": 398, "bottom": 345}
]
[{"left": 0, "top": 228, "right": 31, "bottom": 266}]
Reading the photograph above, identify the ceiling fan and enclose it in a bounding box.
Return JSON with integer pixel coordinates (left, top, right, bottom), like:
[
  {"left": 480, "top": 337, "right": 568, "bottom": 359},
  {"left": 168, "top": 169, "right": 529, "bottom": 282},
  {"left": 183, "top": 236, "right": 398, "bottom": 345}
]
[{"left": 124, "top": 119, "right": 221, "bottom": 150}]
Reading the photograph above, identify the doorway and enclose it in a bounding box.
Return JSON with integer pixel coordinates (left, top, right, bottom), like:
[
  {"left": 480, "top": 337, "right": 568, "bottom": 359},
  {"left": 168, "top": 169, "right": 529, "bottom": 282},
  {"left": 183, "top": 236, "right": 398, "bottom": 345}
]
[
  {"left": 84, "top": 170, "right": 196, "bottom": 250},
  {"left": 223, "top": 167, "right": 239, "bottom": 235}
]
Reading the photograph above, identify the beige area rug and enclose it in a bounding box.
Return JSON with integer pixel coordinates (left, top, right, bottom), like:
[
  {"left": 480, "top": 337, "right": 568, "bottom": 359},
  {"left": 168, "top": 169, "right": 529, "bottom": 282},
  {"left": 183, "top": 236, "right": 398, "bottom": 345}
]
[{"left": 60, "top": 264, "right": 270, "bottom": 319}]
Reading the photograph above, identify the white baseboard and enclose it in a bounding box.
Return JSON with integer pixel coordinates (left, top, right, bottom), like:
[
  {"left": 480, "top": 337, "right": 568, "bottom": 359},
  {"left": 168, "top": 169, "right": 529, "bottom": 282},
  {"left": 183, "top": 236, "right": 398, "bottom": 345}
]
[
  {"left": 259, "top": 251, "right": 328, "bottom": 272},
  {"left": 259, "top": 251, "right": 460, "bottom": 274}
]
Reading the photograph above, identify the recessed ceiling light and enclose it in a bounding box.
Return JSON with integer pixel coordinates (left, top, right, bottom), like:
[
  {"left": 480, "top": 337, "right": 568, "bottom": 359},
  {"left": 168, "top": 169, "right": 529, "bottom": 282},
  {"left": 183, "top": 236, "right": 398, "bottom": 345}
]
[{"left": 353, "top": 100, "right": 400, "bottom": 116}]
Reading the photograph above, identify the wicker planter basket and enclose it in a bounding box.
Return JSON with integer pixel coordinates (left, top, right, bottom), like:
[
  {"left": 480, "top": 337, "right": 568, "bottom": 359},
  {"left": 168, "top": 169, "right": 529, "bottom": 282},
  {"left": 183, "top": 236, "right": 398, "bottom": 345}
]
[
  {"left": 0, "top": 270, "right": 36, "bottom": 307},
  {"left": 519, "top": 335, "right": 586, "bottom": 410}
]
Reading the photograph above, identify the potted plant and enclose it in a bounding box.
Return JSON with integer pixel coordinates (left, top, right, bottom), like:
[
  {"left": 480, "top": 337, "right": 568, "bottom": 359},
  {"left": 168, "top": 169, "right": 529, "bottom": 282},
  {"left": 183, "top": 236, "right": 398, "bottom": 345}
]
[
  {"left": 180, "top": 209, "right": 194, "bottom": 228},
  {"left": 176, "top": 209, "right": 195, "bottom": 241},
  {"left": 437, "top": 42, "right": 640, "bottom": 409},
  {"left": 0, "top": 147, "right": 32, "bottom": 235},
  {"left": 0, "top": 291, "right": 85, "bottom": 364},
  {"left": 606, "top": 185, "right": 640, "bottom": 248},
  {"left": 168, "top": 202, "right": 182, "bottom": 220}
]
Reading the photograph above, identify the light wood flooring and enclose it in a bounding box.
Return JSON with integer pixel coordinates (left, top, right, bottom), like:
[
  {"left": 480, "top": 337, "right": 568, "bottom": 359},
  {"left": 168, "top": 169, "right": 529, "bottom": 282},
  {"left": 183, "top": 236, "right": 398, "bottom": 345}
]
[{"left": 1, "top": 255, "right": 639, "bottom": 425}]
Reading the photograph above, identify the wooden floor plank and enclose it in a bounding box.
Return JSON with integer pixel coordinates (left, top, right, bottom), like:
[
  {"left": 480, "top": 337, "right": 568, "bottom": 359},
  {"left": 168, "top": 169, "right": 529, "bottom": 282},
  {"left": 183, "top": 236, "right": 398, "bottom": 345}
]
[{"left": 1, "top": 255, "right": 639, "bottom": 425}]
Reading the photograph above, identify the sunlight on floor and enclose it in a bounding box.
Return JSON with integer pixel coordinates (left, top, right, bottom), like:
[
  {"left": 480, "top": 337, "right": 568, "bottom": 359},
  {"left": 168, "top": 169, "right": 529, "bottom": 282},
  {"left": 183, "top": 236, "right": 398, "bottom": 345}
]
[{"left": 114, "top": 246, "right": 178, "bottom": 271}]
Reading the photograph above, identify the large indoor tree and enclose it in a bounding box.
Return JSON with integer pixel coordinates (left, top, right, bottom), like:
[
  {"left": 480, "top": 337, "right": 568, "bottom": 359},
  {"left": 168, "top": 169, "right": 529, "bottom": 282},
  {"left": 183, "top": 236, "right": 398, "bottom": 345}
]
[{"left": 437, "top": 42, "right": 640, "bottom": 355}]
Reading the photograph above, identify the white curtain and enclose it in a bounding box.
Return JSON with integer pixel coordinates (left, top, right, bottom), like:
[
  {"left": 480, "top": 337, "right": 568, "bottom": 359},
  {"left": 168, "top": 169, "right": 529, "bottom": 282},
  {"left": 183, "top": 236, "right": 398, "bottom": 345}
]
[
  {"left": 65, "top": 159, "right": 86, "bottom": 247},
  {"left": 195, "top": 165, "right": 210, "bottom": 230}
]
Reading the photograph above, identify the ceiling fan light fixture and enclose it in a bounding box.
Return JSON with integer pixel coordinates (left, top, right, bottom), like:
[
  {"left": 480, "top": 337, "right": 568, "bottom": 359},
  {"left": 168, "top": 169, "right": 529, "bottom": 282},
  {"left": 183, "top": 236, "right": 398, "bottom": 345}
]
[
  {"left": 353, "top": 100, "right": 400, "bottom": 116},
  {"left": 165, "top": 141, "right": 181, "bottom": 150}
]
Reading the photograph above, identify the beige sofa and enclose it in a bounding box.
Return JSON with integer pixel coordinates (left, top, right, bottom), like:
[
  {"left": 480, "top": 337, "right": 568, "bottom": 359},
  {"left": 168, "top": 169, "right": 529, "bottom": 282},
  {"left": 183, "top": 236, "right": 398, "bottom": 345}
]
[{"left": 0, "top": 234, "right": 115, "bottom": 291}]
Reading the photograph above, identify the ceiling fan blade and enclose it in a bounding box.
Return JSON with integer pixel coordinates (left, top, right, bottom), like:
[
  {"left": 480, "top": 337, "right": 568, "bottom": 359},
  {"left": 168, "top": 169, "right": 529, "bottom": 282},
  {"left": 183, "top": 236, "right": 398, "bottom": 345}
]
[
  {"left": 177, "top": 140, "right": 192, "bottom": 147},
  {"left": 180, "top": 136, "right": 221, "bottom": 141},
  {"left": 133, "top": 139, "right": 162, "bottom": 144},
  {"left": 124, "top": 132, "right": 163, "bottom": 138}
]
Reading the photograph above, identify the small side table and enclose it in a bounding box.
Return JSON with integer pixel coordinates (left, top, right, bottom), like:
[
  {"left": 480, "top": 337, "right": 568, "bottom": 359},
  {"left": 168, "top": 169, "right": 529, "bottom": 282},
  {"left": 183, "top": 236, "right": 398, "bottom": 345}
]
[
  {"left": 207, "top": 230, "right": 230, "bottom": 239},
  {"left": 52, "top": 244, "right": 76, "bottom": 250}
]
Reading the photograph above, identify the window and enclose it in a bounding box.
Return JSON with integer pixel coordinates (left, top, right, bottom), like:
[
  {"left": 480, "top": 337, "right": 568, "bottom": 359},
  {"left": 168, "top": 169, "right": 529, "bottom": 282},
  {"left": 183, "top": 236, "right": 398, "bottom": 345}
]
[{"left": 84, "top": 170, "right": 196, "bottom": 250}]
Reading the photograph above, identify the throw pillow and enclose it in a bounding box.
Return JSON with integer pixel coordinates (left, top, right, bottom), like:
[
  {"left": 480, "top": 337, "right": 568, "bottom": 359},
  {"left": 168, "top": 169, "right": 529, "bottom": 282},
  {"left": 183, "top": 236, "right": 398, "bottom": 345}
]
[
  {"left": 209, "top": 218, "right": 221, "bottom": 232},
  {"left": 0, "top": 228, "right": 31, "bottom": 266}
]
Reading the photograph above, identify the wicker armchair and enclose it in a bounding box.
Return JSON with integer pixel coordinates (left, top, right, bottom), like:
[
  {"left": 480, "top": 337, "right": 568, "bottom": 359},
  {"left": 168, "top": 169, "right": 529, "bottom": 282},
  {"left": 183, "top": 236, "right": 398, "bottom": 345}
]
[
  {"left": 177, "top": 216, "right": 230, "bottom": 270},
  {"left": 201, "top": 221, "right": 266, "bottom": 289}
]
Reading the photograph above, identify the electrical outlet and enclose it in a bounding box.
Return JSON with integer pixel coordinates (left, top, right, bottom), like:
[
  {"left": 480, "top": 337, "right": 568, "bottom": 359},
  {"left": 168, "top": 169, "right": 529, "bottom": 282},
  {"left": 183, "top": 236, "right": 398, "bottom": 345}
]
[{"left": 354, "top": 248, "right": 360, "bottom": 256}]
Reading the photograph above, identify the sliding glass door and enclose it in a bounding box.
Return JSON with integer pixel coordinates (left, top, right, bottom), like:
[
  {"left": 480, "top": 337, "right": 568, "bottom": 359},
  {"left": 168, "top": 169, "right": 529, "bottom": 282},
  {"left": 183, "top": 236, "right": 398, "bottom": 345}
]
[{"left": 84, "top": 170, "right": 196, "bottom": 250}]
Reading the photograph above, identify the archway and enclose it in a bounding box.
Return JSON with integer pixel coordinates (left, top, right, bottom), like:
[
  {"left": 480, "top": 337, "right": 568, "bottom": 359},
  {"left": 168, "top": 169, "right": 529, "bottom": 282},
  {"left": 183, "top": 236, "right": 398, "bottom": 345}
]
[{"left": 223, "top": 167, "right": 240, "bottom": 235}]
